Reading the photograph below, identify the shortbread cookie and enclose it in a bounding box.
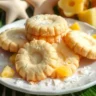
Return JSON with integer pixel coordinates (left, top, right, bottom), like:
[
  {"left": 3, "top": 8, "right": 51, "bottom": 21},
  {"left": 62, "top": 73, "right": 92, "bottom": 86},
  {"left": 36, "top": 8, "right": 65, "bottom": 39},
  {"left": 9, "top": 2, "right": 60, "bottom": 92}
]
[
  {"left": 51, "top": 40, "right": 80, "bottom": 78},
  {"left": 25, "top": 14, "right": 68, "bottom": 36},
  {"left": 26, "top": 32, "right": 65, "bottom": 43},
  {"left": 10, "top": 53, "right": 17, "bottom": 64},
  {"left": 0, "top": 28, "right": 28, "bottom": 52},
  {"left": 64, "top": 31, "right": 96, "bottom": 59},
  {"left": 15, "top": 39, "right": 59, "bottom": 82}
]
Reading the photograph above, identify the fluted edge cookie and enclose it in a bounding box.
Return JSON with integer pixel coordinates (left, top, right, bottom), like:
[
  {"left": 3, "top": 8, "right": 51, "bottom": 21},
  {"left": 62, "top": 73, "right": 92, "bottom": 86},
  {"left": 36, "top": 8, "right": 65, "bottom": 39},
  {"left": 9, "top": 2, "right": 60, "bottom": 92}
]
[
  {"left": 25, "top": 14, "right": 69, "bottom": 36},
  {"left": 51, "top": 40, "right": 80, "bottom": 78},
  {"left": 26, "top": 32, "right": 65, "bottom": 43},
  {"left": 64, "top": 30, "right": 96, "bottom": 59},
  {"left": 0, "top": 28, "right": 28, "bottom": 52},
  {"left": 15, "top": 39, "right": 59, "bottom": 82}
]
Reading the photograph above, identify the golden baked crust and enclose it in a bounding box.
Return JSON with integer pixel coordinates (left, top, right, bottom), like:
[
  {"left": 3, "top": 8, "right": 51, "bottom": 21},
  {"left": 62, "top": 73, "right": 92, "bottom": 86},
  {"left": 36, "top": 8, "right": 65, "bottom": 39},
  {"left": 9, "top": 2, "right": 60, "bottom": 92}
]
[
  {"left": 51, "top": 40, "right": 80, "bottom": 78},
  {"left": 0, "top": 28, "right": 28, "bottom": 52},
  {"left": 26, "top": 32, "right": 65, "bottom": 43},
  {"left": 25, "top": 14, "right": 68, "bottom": 36},
  {"left": 64, "top": 31, "right": 96, "bottom": 59},
  {"left": 15, "top": 39, "right": 59, "bottom": 82}
]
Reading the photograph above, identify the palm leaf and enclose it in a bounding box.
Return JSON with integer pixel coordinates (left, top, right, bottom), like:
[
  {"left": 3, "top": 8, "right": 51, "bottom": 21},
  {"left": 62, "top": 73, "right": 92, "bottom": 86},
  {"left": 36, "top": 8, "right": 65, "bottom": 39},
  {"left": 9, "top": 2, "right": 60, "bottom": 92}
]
[{"left": 0, "top": 9, "right": 5, "bottom": 27}]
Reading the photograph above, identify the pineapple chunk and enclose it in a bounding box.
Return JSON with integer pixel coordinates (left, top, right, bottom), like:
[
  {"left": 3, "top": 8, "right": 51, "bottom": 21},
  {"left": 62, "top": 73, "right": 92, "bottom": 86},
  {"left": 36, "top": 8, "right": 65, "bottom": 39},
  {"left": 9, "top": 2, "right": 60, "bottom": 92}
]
[
  {"left": 1, "top": 66, "right": 15, "bottom": 78},
  {"left": 55, "top": 66, "right": 72, "bottom": 78},
  {"left": 58, "top": 0, "right": 89, "bottom": 17},
  {"left": 92, "top": 34, "right": 96, "bottom": 39},
  {"left": 9, "top": 54, "right": 16, "bottom": 64},
  {"left": 70, "top": 22, "right": 80, "bottom": 30},
  {"left": 78, "top": 8, "right": 96, "bottom": 28}
]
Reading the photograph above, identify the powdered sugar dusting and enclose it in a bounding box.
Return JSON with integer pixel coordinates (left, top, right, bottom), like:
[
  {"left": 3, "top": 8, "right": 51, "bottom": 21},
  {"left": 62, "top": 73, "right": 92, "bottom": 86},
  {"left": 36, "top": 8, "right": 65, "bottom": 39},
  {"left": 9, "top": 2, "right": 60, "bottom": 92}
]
[{"left": 0, "top": 66, "right": 95, "bottom": 91}]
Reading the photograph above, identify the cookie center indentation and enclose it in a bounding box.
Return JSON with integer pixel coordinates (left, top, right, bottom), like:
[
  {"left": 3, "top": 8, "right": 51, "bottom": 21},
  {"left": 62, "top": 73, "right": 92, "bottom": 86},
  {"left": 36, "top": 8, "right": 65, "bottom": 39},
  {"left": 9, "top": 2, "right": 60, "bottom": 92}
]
[{"left": 31, "top": 52, "right": 43, "bottom": 64}]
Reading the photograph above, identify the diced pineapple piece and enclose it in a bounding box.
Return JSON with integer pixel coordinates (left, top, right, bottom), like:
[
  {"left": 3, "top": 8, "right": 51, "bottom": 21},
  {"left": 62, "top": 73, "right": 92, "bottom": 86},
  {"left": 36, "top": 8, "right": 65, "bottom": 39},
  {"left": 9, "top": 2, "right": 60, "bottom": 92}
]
[
  {"left": 70, "top": 22, "right": 80, "bottom": 30},
  {"left": 9, "top": 54, "right": 16, "bottom": 64},
  {"left": 58, "top": 0, "right": 89, "bottom": 17},
  {"left": 92, "top": 34, "right": 96, "bottom": 39},
  {"left": 55, "top": 66, "right": 72, "bottom": 78},
  {"left": 78, "top": 8, "right": 96, "bottom": 28},
  {"left": 1, "top": 66, "right": 15, "bottom": 78}
]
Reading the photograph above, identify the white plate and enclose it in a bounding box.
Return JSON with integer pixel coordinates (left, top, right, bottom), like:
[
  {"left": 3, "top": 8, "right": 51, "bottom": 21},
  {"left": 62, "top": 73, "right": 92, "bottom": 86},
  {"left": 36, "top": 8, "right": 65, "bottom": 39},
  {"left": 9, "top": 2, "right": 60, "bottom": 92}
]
[{"left": 0, "top": 19, "right": 96, "bottom": 95}]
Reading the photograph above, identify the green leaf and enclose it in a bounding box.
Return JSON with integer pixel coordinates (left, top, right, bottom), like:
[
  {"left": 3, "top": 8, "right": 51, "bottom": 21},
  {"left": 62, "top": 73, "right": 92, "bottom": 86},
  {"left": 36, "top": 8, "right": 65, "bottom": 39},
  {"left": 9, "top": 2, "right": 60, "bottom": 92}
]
[{"left": 0, "top": 21, "right": 2, "bottom": 27}]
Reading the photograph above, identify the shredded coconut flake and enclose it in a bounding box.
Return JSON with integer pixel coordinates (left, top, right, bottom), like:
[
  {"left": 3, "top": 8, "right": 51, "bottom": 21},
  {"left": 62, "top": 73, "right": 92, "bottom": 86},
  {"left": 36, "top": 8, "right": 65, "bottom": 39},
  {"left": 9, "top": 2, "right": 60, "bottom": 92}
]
[{"left": 0, "top": 66, "right": 95, "bottom": 91}]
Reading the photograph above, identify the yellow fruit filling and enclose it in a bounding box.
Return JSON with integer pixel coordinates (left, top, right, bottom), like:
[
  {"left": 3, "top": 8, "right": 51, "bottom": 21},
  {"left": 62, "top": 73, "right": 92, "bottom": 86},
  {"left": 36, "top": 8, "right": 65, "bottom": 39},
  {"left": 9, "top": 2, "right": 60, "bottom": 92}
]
[
  {"left": 1, "top": 66, "right": 15, "bottom": 78},
  {"left": 70, "top": 22, "right": 81, "bottom": 30}
]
